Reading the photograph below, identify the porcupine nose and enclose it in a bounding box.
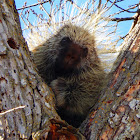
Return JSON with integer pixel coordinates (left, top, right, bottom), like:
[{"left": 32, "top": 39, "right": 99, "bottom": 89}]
[
  {"left": 64, "top": 43, "right": 88, "bottom": 66},
  {"left": 55, "top": 37, "right": 89, "bottom": 77}
]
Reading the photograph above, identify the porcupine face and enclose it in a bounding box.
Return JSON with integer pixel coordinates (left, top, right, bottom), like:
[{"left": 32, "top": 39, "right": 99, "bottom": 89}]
[
  {"left": 32, "top": 23, "right": 97, "bottom": 85},
  {"left": 52, "top": 24, "right": 96, "bottom": 79},
  {"left": 54, "top": 36, "right": 88, "bottom": 78}
]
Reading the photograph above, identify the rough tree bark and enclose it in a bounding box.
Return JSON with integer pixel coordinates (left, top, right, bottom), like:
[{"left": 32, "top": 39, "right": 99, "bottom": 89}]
[
  {"left": 0, "top": 0, "right": 139, "bottom": 140},
  {"left": 80, "top": 13, "right": 140, "bottom": 140},
  {"left": 0, "top": 0, "right": 59, "bottom": 139}
]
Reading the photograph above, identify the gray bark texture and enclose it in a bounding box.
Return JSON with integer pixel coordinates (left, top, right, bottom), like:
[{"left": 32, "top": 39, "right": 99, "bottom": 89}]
[
  {"left": 0, "top": 0, "right": 59, "bottom": 139},
  {"left": 80, "top": 13, "right": 140, "bottom": 140},
  {"left": 0, "top": 0, "right": 140, "bottom": 140}
]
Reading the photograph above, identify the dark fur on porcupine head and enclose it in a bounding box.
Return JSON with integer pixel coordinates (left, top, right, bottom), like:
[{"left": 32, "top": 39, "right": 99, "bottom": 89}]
[
  {"left": 32, "top": 24, "right": 100, "bottom": 82},
  {"left": 32, "top": 23, "right": 106, "bottom": 127}
]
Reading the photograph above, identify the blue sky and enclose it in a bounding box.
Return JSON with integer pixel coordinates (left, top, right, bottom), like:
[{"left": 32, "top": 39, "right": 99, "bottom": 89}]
[
  {"left": 15, "top": 0, "right": 139, "bottom": 40},
  {"left": 14, "top": 0, "right": 139, "bottom": 72}
]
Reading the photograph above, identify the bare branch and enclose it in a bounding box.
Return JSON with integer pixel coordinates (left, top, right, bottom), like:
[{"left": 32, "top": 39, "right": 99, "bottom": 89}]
[
  {"left": 17, "top": 0, "right": 50, "bottom": 10},
  {"left": 108, "top": 0, "right": 138, "bottom": 13},
  {"left": 110, "top": 17, "right": 135, "bottom": 22},
  {"left": 0, "top": 106, "right": 26, "bottom": 116}
]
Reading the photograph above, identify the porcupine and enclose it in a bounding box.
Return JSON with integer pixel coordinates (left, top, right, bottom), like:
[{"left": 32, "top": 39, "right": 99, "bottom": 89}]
[
  {"left": 32, "top": 23, "right": 106, "bottom": 127},
  {"left": 28, "top": 0, "right": 119, "bottom": 128}
]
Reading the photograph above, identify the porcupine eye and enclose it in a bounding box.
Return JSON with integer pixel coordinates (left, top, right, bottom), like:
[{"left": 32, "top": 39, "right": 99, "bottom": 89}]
[
  {"left": 60, "top": 37, "right": 71, "bottom": 46},
  {"left": 82, "top": 47, "right": 88, "bottom": 58}
]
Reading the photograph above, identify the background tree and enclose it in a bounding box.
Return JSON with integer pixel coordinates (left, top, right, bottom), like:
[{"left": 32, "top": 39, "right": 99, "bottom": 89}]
[{"left": 0, "top": 0, "right": 139, "bottom": 139}]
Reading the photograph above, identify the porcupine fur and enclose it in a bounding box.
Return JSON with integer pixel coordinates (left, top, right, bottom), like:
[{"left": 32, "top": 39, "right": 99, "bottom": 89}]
[
  {"left": 32, "top": 23, "right": 106, "bottom": 127},
  {"left": 28, "top": 1, "right": 118, "bottom": 127}
]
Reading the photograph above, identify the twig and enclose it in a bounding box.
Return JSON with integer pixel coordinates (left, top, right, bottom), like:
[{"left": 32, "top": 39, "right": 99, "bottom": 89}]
[
  {"left": 17, "top": 0, "right": 50, "bottom": 10},
  {"left": 110, "top": 17, "right": 135, "bottom": 22},
  {"left": 108, "top": 0, "right": 138, "bottom": 13},
  {"left": 0, "top": 105, "right": 26, "bottom": 116}
]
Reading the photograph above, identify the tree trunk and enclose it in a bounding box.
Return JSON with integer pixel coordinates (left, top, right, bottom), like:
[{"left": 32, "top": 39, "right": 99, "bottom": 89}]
[
  {"left": 0, "top": 0, "right": 58, "bottom": 139},
  {"left": 0, "top": 0, "right": 139, "bottom": 140},
  {"left": 80, "top": 14, "right": 140, "bottom": 140}
]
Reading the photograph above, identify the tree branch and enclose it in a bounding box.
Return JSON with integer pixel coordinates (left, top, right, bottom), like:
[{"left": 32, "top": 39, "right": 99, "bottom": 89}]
[
  {"left": 17, "top": 0, "right": 51, "bottom": 10},
  {"left": 0, "top": 106, "right": 26, "bottom": 116}
]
